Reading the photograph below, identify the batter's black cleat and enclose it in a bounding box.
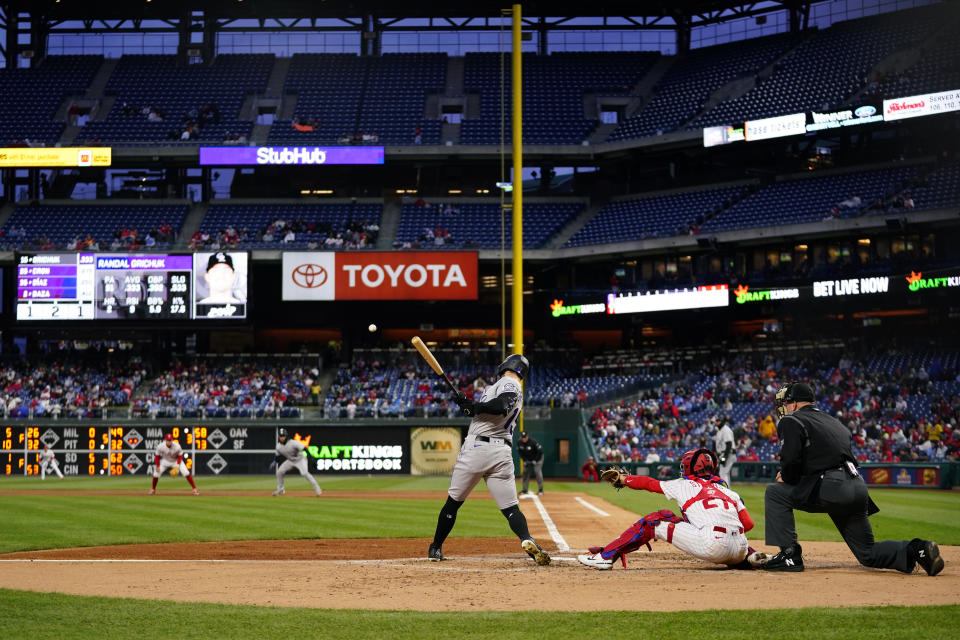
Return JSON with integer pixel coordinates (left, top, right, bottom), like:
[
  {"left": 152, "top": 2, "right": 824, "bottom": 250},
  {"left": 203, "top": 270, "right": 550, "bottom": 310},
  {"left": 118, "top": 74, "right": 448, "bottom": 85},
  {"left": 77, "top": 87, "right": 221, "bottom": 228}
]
[
  {"left": 761, "top": 544, "right": 804, "bottom": 572},
  {"left": 908, "top": 539, "right": 944, "bottom": 576},
  {"left": 428, "top": 544, "right": 445, "bottom": 562}
]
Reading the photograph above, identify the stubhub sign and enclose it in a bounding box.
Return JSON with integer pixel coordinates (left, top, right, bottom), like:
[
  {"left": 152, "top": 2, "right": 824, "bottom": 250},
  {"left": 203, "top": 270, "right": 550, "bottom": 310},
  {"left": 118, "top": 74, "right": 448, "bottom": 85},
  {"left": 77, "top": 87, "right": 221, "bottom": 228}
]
[{"left": 199, "top": 146, "right": 385, "bottom": 165}]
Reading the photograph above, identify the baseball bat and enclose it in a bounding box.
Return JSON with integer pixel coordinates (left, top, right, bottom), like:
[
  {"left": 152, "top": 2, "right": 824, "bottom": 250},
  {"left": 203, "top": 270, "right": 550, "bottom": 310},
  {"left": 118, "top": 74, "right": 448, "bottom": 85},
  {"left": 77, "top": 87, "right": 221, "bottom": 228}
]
[{"left": 411, "top": 336, "right": 464, "bottom": 399}]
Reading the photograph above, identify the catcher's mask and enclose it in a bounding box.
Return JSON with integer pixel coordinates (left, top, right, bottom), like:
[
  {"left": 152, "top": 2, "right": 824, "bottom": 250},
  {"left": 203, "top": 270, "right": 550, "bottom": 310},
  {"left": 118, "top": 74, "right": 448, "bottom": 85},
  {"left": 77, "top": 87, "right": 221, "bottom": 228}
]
[
  {"left": 680, "top": 448, "right": 718, "bottom": 478},
  {"left": 775, "top": 383, "right": 816, "bottom": 418}
]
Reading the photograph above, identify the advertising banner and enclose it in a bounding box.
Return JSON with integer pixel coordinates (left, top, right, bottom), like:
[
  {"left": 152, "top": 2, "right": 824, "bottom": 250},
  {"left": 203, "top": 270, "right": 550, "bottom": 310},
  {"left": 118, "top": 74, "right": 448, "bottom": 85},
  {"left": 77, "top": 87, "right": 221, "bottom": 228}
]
[
  {"left": 606, "top": 285, "right": 728, "bottom": 315},
  {"left": 409, "top": 426, "right": 462, "bottom": 476},
  {"left": 199, "top": 146, "right": 384, "bottom": 165},
  {"left": 282, "top": 251, "right": 478, "bottom": 301},
  {"left": 286, "top": 426, "right": 409, "bottom": 474},
  {"left": 884, "top": 89, "right": 960, "bottom": 122},
  {"left": 0, "top": 147, "right": 111, "bottom": 167},
  {"left": 744, "top": 112, "right": 807, "bottom": 141}
]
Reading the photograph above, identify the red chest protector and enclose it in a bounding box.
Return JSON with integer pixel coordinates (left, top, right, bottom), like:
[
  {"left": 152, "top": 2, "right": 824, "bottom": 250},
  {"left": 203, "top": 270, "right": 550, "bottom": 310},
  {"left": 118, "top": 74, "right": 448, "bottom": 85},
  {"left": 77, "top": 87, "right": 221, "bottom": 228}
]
[{"left": 680, "top": 477, "right": 738, "bottom": 514}]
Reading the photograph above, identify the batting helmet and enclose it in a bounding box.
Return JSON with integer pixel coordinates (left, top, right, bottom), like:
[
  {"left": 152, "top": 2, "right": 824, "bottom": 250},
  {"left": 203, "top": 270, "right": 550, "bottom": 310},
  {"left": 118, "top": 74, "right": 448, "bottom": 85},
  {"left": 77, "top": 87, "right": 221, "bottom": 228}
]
[
  {"left": 774, "top": 382, "right": 816, "bottom": 418},
  {"left": 680, "top": 448, "right": 718, "bottom": 478},
  {"left": 164, "top": 433, "right": 173, "bottom": 441},
  {"left": 497, "top": 353, "right": 530, "bottom": 380},
  {"left": 278, "top": 428, "right": 288, "bottom": 439}
]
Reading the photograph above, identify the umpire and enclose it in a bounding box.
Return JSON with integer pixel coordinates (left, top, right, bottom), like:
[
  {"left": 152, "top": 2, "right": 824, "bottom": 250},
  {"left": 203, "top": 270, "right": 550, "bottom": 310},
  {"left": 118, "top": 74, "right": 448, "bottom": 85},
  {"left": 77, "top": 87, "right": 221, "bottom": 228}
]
[
  {"left": 517, "top": 431, "right": 544, "bottom": 496},
  {"left": 762, "top": 383, "right": 944, "bottom": 576}
]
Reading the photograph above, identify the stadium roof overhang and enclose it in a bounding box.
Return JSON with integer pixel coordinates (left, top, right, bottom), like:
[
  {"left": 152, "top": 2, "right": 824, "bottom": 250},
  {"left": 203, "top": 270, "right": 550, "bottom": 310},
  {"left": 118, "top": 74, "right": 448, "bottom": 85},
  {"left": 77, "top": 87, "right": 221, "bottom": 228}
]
[{"left": 1, "top": 1, "right": 822, "bottom": 31}]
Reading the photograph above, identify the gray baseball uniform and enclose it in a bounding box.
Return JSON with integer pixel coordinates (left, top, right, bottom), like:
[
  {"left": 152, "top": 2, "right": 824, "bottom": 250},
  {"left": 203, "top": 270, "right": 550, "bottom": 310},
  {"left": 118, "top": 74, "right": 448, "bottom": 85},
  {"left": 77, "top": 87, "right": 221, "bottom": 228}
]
[
  {"left": 39, "top": 448, "right": 63, "bottom": 479},
  {"left": 447, "top": 376, "right": 522, "bottom": 509},
  {"left": 276, "top": 438, "right": 322, "bottom": 495},
  {"left": 714, "top": 424, "right": 736, "bottom": 484}
]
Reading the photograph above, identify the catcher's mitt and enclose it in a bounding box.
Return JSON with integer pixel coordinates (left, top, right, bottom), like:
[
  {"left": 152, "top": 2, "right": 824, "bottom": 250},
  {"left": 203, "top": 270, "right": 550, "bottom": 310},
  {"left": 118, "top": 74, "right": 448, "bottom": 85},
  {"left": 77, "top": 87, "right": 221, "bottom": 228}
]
[
  {"left": 600, "top": 466, "right": 627, "bottom": 490},
  {"left": 169, "top": 467, "right": 179, "bottom": 477}
]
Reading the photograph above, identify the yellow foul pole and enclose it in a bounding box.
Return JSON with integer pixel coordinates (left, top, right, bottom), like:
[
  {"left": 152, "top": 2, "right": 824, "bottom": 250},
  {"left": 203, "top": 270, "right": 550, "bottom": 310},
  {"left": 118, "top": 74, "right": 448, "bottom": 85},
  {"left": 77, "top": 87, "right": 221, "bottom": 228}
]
[{"left": 511, "top": 3, "right": 523, "bottom": 358}]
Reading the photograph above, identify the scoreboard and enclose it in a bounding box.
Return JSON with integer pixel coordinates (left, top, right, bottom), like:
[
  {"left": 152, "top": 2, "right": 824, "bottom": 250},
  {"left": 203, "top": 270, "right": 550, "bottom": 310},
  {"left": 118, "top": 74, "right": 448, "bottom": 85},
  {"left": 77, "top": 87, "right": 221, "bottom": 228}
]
[
  {"left": 2, "top": 425, "right": 414, "bottom": 476},
  {"left": 15, "top": 251, "right": 248, "bottom": 321}
]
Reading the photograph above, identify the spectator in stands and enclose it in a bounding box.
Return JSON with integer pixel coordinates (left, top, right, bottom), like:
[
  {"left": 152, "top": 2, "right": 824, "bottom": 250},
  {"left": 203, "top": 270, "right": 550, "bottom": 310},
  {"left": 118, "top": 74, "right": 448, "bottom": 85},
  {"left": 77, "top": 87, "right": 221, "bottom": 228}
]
[
  {"left": 644, "top": 448, "right": 661, "bottom": 463},
  {"left": 120, "top": 101, "right": 136, "bottom": 116},
  {"left": 68, "top": 103, "right": 81, "bottom": 126},
  {"left": 839, "top": 194, "right": 862, "bottom": 208},
  {"left": 582, "top": 456, "right": 600, "bottom": 482},
  {"left": 292, "top": 118, "right": 313, "bottom": 132},
  {"left": 903, "top": 194, "right": 915, "bottom": 209},
  {"left": 414, "top": 126, "right": 422, "bottom": 144},
  {"left": 200, "top": 104, "right": 219, "bottom": 125},
  {"left": 283, "top": 229, "right": 296, "bottom": 244}
]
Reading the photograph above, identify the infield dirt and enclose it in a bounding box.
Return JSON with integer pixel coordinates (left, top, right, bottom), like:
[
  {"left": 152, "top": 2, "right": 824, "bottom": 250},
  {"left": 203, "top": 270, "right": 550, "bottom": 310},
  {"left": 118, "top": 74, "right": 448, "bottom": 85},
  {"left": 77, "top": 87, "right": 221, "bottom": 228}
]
[{"left": 0, "top": 490, "right": 956, "bottom": 611}]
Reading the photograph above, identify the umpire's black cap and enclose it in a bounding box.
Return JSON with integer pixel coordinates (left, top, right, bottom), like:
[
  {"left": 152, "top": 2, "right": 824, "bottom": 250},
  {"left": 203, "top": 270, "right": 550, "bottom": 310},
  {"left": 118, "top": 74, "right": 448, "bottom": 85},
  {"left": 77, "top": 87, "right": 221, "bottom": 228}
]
[{"left": 785, "top": 383, "right": 816, "bottom": 402}]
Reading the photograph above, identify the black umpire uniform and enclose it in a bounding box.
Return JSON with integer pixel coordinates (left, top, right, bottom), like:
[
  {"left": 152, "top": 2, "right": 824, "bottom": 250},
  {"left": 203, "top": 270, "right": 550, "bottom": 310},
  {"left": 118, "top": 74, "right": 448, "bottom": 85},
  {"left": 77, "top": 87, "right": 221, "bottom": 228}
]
[
  {"left": 517, "top": 432, "right": 544, "bottom": 495},
  {"left": 763, "top": 383, "right": 944, "bottom": 576}
]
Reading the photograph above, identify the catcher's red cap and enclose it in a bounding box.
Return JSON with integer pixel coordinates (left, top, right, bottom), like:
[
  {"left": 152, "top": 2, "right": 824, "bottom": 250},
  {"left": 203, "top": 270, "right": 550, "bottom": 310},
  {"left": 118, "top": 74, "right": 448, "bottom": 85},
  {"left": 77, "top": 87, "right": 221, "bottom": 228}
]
[{"left": 164, "top": 433, "right": 173, "bottom": 440}]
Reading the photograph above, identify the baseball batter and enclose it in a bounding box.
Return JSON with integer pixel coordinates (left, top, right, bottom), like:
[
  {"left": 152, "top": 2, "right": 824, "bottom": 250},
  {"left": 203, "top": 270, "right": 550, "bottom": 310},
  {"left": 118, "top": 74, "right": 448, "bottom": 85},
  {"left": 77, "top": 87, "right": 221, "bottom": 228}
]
[
  {"left": 428, "top": 354, "right": 550, "bottom": 566},
  {"left": 272, "top": 428, "right": 322, "bottom": 496},
  {"left": 579, "top": 448, "right": 766, "bottom": 570},
  {"left": 38, "top": 445, "right": 64, "bottom": 480},
  {"left": 149, "top": 433, "right": 199, "bottom": 495}
]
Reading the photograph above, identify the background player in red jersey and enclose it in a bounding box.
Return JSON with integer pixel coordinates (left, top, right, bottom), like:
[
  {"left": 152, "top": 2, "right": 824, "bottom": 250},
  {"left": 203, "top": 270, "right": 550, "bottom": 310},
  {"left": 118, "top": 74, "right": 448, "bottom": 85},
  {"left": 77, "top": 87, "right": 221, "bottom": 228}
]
[{"left": 149, "top": 433, "right": 199, "bottom": 495}]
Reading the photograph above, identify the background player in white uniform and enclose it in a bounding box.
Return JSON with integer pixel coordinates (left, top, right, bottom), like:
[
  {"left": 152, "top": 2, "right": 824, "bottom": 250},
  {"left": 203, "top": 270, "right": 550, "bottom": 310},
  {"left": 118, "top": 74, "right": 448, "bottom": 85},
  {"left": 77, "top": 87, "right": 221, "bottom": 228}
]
[
  {"left": 428, "top": 354, "right": 550, "bottom": 566},
  {"left": 38, "top": 445, "right": 63, "bottom": 479},
  {"left": 578, "top": 448, "right": 767, "bottom": 570},
  {"left": 713, "top": 419, "right": 736, "bottom": 484},
  {"left": 272, "top": 428, "right": 322, "bottom": 496},
  {"left": 149, "top": 433, "right": 199, "bottom": 495}
]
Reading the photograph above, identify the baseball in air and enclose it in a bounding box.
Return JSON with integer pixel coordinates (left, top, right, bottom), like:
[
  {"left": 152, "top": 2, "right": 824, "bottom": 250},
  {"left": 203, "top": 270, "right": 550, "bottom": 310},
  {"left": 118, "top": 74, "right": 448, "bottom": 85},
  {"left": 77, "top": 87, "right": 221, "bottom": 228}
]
[{"left": 368, "top": 324, "right": 377, "bottom": 333}]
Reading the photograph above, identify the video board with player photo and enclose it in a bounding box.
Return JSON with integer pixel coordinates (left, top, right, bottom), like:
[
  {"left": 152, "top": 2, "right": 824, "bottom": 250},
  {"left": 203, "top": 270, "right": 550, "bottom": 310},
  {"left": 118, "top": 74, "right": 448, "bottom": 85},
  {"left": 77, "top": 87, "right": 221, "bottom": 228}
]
[{"left": 192, "top": 251, "right": 248, "bottom": 319}]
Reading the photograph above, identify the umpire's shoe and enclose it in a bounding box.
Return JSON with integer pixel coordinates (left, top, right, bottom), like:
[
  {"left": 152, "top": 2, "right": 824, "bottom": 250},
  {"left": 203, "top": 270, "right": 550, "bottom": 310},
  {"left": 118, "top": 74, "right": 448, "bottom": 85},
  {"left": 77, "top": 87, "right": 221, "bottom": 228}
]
[
  {"left": 522, "top": 539, "right": 551, "bottom": 566},
  {"left": 761, "top": 544, "right": 804, "bottom": 572},
  {"left": 428, "top": 544, "right": 445, "bottom": 562},
  {"left": 908, "top": 539, "right": 944, "bottom": 576}
]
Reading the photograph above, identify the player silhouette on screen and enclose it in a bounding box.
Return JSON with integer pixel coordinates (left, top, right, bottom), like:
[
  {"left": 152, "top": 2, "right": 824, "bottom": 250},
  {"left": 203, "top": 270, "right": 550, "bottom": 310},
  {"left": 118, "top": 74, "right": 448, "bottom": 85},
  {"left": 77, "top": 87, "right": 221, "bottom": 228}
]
[{"left": 199, "top": 252, "right": 242, "bottom": 304}]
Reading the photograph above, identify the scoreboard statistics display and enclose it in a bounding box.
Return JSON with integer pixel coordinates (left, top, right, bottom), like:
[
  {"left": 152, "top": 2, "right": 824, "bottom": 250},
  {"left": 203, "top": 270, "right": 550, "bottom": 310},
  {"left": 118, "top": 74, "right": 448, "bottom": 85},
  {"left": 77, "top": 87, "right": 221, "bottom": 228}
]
[
  {"left": 2, "top": 425, "right": 413, "bottom": 476},
  {"left": 1, "top": 426, "right": 220, "bottom": 477},
  {"left": 15, "top": 251, "right": 248, "bottom": 320}
]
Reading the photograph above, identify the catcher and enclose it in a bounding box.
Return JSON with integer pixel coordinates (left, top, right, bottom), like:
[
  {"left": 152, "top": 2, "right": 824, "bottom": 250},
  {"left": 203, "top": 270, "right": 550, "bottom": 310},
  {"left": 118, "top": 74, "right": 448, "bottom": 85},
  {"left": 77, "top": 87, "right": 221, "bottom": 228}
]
[
  {"left": 149, "top": 433, "right": 199, "bottom": 495},
  {"left": 578, "top": 448, "right": 766, "bottom": 570}
]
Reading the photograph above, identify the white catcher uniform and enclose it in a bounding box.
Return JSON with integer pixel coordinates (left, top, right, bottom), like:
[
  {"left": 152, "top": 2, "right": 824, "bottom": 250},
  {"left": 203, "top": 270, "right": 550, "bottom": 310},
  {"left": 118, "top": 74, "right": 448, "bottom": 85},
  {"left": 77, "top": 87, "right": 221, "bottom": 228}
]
[
  {"left": 153, "top": 440, "right": 190, "bottom": 477},
  {"left": 275, "top": 437, "right": 322, "bottom": 495},
  {"left": 655, "top": 476, "right": 749, "bottom": 564},
  {"left": 39, "top": 448, "right": 63, "bottom": 479},
  {"left": 447, "top": 375, "right": 522, "bottom": 509},
  {"left": 713, "top": 423, "right": 736, "bottom": 484}
]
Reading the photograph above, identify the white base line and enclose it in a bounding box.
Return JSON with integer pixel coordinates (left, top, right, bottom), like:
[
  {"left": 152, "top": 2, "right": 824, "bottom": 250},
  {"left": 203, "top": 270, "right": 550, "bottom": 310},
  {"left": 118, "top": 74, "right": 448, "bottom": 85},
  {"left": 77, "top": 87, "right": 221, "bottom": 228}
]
[
  {"left": 528, "top": 495, "right": 569, "bottom": 552},
  {"left": 574, "top": 496, "right": 610, "bottom": 517}
]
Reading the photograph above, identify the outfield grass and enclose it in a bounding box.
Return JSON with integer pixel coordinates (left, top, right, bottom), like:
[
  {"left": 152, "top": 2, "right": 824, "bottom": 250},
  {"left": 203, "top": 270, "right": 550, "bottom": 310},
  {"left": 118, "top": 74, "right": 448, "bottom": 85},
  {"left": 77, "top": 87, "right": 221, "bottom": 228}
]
[
  {"left": 0, "top": 588, "right": 957, "bottom": 640},
  {"left": 0, "top": 475, "right": 957, "bottom": 553}
]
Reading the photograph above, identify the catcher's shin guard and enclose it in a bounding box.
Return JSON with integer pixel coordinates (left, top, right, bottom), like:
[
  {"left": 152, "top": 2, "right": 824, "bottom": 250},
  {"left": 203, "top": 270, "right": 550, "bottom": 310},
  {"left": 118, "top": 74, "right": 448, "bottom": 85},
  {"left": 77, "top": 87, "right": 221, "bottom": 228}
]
[{"left": 595, "top": 509, "right": 683, "bottom": 567}]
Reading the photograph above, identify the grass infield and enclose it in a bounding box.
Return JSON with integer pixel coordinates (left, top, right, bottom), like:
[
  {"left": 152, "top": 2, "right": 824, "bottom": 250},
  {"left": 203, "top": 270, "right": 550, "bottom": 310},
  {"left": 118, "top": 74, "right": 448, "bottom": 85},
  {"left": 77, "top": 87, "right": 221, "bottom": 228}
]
[
  {"left": 0, "top": 589, "right": 957, "bottom": 640},
  {"left": 0, "top": 475, "right": 957, "bottom": 552}
]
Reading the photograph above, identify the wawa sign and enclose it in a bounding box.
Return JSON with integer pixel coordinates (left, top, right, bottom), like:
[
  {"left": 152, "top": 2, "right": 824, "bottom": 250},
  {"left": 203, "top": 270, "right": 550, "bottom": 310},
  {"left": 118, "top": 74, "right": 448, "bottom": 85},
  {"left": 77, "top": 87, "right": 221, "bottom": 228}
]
[{"left": 282, "top": 251, "right": 478, "bottom": 301}]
